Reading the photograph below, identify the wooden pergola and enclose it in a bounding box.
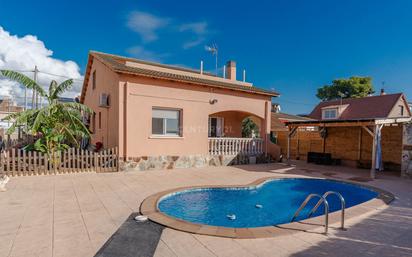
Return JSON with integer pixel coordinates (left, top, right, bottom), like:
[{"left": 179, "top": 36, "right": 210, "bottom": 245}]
[{"left": 286, "top": 117, "right": 412, "bottom": 179}]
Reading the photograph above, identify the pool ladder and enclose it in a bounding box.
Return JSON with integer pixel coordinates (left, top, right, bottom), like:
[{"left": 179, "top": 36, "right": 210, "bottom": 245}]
[{"left": 291, "top": 191, "right": 346, "bottom": 234}]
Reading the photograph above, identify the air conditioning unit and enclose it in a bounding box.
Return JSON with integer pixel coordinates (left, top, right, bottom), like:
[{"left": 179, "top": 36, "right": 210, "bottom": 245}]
[{"left": 99, "top": 93, "right": 110, "bottom": 107}]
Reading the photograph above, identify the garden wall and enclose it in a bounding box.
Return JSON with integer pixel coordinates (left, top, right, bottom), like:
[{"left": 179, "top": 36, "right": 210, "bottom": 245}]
[{"left": 402, "top": 124, "right": 412, "bottom": 176}]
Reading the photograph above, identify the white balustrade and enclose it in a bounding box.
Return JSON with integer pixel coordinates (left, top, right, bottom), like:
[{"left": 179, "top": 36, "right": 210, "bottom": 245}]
[{"left": 208, "top": 137, "right": 264, "bottom": 156}]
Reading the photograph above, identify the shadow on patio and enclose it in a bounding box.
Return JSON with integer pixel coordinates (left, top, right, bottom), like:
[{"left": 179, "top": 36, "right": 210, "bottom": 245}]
[{"left": 289, "top": 203, "right": 412, "bottom": 257}]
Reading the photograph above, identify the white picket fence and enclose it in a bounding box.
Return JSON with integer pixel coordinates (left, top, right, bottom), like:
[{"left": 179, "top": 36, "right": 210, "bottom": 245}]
[{"left": 0, "top": 147, "right": 119, "bottom": 176}]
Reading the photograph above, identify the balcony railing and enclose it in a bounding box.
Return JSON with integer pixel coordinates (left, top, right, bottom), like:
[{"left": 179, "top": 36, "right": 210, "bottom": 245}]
[{"left": 208, "top": 137, "right": 264, "bottom": 156}]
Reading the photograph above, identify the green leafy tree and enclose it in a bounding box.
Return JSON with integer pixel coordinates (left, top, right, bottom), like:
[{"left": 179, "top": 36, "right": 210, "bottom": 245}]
[
  {"left": 316, "top": 76, "right": 374, "bottom": 101},
  {"left": 0, "top": 70, "right": 92, "bottom": 164},
  {"left": 242, "top": 117, "right": 259, "bottom": 138}
]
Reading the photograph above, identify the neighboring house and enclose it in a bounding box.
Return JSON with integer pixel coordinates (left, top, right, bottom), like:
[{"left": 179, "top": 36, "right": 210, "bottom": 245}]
[
  {"left": 271, "top": 112, "right": 314, "bottom": 132},
  {"left": 0, "top": 96, "right": 24, "bottom": 139},
  {"left": 270, "top": 112, "right": 314, "bottom": 145},
  {"left": 279, "top": 93, "right": 412, "bottom": 177},
  {"left": 80, "top": 51, "right": 280, "bottom": 170}
]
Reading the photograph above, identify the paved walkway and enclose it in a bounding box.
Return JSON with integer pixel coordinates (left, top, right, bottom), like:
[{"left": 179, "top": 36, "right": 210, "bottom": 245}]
[{"left": 0, "top": 162, "right": 411, "bottom": 257}]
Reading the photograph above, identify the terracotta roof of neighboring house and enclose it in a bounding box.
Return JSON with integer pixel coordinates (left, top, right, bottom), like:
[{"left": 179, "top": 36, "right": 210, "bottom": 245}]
[
  {"left": 271, "top": 112, "right": 313, "bottom": 131},
  {"left": 80, "top": 51, "right": 279, "bottom": 102},
  {"left": 308, "top": 93, "right": 409, "bottom": 120}
]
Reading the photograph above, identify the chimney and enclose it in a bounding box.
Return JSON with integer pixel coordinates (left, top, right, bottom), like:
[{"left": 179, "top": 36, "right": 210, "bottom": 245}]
[
  {"left": 225, "top": 61, "right": 236, "bottom": 81},
  {"left": 380, "top": 88, "right": 386, "bottom": 95}
]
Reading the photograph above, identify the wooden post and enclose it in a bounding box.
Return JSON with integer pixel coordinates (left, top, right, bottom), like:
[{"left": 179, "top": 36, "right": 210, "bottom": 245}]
[
  {"left": 287, "top": 133, "right": 291, "bottom": 161},
  {"left": 85, "top": 150, "right": 89, "bottom": 172},
  {"left": 115, "top": 147, "right": 119, "bottom": 172},
  {"left": 358, "top": 127, "right": 362, "bottom": 161},
  {"left": 287, "top": 127, "right": 298, "bottom": 163},
  {"left": 70, "top": 148, "right": 74, "bottom": 173},
  {"left": 44, "top": 153, "right": 49, "bottom": 175},
  {"left": 33, "top": 151, "right": 37, "bottom": 175},
  {"left": 21, "top": 151, "right": 25, "bottom": 175},
  {"left": 6, "top": 150, "right": 10, "bottom": 175},
  {"left": 16, "top": 150, "right": 20, "bottom": 176},
  {"left": 76, "top": 148, "right": 80, "bottom": 172},
  {"left": 94, "top": 152, "right": 98, "bottom": 172}
]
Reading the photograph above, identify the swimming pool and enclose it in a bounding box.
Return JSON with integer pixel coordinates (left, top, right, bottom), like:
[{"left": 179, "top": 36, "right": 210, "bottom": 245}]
[{"left": 157, "top": 178, "right": 379, "bottom": 228}]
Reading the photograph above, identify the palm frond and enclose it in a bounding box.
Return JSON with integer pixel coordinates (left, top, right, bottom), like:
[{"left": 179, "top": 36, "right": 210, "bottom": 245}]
[
  {"left": 4, "top": 109, "right": 39, "bottom": 134},
  {"left": 62, "top": 109, "right": 90, "bottom": 137},
  {"left": 50, "top": 79, "right": 73, "bottom": 100},
  {"left": 48, "top": 80, "right": 58, "bottom": 100},
  {"left": 59, "top": 102, "right": 93, "bottom": 114},
  {"left": 0, "top": 70, "right": 47, "bottom": 96},
  {"left": 31, "top": 107, "right": 48, "bottom": 132},
  {"left": 59, "top": 125, "right": 79, "bottom": 146}
]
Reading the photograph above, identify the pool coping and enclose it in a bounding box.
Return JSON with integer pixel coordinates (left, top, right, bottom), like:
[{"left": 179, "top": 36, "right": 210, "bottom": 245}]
[{"left": 139, "top": 177, "right": 395, "bottom": 239}]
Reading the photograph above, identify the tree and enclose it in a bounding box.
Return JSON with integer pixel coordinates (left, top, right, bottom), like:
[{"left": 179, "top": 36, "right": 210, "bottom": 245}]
[
  {"left": 316, "top": 76, "right": 374, "bottom": 101},
  {"left": 0, "top": 70, "right": 92, "bottom": 162},
  {"left": 242, "top": 117, "right": 259, "bottom": 138}
]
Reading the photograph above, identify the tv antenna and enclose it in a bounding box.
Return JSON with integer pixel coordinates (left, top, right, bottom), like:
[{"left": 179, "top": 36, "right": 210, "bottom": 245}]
[{"left": 205, "top": 44, "right": 218, "bottom": 76}]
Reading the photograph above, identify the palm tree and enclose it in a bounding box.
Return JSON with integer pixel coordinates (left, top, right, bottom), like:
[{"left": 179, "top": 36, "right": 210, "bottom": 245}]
[{"left": 0, "top": 70, "right": 92, "bottom": 161}]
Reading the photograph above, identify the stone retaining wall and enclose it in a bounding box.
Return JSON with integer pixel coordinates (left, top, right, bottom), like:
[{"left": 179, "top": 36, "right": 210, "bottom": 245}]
[
  {"left": 402, "top": 124, "right": 412, "bottom": 177},
  {"left": 119, "top": 154, "right": 272, "bottom": 171}
]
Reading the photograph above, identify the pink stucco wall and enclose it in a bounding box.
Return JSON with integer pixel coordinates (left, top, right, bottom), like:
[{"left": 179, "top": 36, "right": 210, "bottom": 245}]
[
  {"left": 83, "top": 59, "right": 120, "bottom": 149},
  {"left": 85, "top": 58, "right": 273, "bottom": 158}
]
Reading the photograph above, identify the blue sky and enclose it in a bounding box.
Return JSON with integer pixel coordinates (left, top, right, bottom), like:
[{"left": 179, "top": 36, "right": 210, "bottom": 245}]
[{"left": 1, "top": 0, "right": 412, "bottom": 114}]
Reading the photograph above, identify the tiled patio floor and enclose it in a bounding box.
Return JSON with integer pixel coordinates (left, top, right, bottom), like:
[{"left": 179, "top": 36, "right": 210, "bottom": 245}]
[{"left": 0, "top": 162, "right": 411, "bottom": 257}]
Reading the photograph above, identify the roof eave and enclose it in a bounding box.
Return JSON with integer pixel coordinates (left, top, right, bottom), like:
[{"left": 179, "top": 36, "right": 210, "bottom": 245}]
[{"left": 112, "top": 67, "right": 280, "bottom": 97}]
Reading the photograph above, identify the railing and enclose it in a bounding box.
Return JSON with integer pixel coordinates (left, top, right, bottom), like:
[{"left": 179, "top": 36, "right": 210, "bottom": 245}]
[
  {"left": 291, "top": 193, "right": 330, "bottom": 234},
  {"left": 308, "top": 191, "right": 346, "bottom": 230},
  {"left": 0, "top": 147, "right": 119, "bottom": 176},
  {"left": 208, "top": 137, "right": 264, "bottom": 155}
]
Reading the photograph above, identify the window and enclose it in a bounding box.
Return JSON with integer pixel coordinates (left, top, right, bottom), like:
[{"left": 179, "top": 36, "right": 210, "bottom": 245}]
[
  {"left": 152, "top": 108, "right": 181, "bottom": 136},
  {"left": 99, "top": 93, "right": 110, "bottom": 107},
  {"left": 91, "top": 112, "right": 96, "bottom": 133},
  {"left": 322, "top": 108, "right": 337, "bottom": 119},
  {"left": 92, "top": 71, "right": 96, "bottom": 90},
  {"left": 399, "top": 105, "right": 404, "bottom": 116},
  {"left": 208, "top": 117, "right": 224, "bottom": 137},
  {"left": 270, "top": 131, "right": 277, "bottom": 144},
  {"left": 98, "top": 112, "right": 101, "bottom": 129}
]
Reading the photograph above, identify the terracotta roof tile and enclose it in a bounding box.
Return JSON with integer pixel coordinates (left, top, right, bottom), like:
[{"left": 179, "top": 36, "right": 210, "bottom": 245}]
[
  {"left": 308, "top": 93, "right": 404, "bottom": 120},
  {"left": 271, "top": 112, "right": 313, "bottom": 131},
  {"left": 91, "top": 51, "right": 279, "bottom": 97}
]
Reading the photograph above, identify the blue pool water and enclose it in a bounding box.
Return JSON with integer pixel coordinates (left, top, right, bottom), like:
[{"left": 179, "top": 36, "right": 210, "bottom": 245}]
[{"left": 158, "top": 178, "right": 378, "bottom": 228}]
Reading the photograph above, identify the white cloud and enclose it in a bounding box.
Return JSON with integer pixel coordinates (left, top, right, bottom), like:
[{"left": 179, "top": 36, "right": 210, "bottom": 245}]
[
  {"left": 126, "top": 11, "right": 211, "bottom": 50},
  {"left": 179, "top": 22, "right": 209, "bottom": 49},
  {"left": 127, "top": 11, "right": 170, "bottom": 42},
  {"left": 0, "top": 26, "right": 83, "bottom": 105},
  {"left": 179, "top": 22, "right": 208, "bottom": 35},
  {"left": 126, "top": 46, "right": 168, "bottom": 62}
]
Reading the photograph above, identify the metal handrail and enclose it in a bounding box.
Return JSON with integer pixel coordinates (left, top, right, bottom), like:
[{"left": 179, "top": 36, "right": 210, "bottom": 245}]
[
  {"left": 291, "top": 193, "right": 330, "bottom": 234},
  {"left": 308, "top": 191, "right": 345, "bottom": 230}
]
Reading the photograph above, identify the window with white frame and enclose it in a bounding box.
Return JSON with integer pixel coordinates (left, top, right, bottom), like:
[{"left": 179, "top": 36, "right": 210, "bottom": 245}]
[
  {"left": 208, "top": 117, "right": 224, "bottom": 137},
  {"left": 152, "top": 108, "right": 181, "bottom": 136},
  {"left": 322, "top": 108, "right": 338, "bottom": 119}
]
